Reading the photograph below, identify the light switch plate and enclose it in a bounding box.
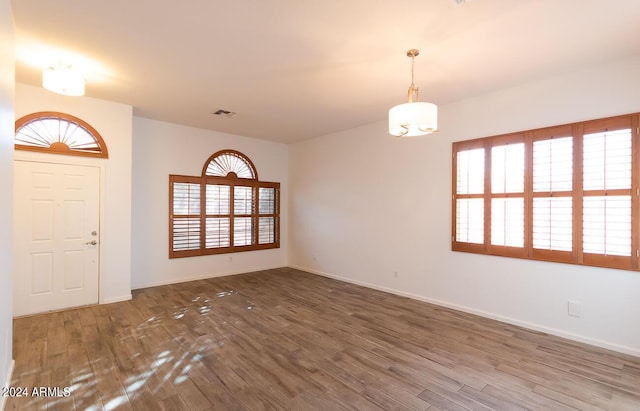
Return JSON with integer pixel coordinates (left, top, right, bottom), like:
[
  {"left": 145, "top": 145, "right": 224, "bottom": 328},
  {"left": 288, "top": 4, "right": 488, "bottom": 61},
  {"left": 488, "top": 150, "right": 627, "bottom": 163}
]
[{"left": 568, "top": 300, "right": 582, "bottom": 317}]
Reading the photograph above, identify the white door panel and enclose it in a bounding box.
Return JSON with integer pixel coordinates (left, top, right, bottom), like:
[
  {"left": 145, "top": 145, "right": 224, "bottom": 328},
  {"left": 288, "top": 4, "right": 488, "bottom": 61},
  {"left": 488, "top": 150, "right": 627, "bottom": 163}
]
[{"left": 14, "top": 161, "right": 100, "bottom": 316}]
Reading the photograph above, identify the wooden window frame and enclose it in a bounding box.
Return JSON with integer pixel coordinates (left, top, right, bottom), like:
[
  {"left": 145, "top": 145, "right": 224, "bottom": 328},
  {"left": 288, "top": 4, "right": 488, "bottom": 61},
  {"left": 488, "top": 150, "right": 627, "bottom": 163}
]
[
  {"left": 530, "top": 125, "right": 575, "bottom": 264},
  {"left": 169, "top": 150, "right": 280, "bottom": 259},
  {"left": 485, "top": 133, "right": 527, "bottom": 258},
  {"left": 15, "top": 111, "right": 109, "bottom": 158},
  {"left": 452, "top": 113, "right": 640, "bottom": 271}
]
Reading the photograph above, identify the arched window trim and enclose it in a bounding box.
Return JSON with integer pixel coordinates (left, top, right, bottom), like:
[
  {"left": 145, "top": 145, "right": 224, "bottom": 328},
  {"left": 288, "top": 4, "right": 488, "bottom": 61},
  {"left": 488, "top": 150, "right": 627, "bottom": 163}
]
[
  {"left": 201, "top": 149, "right": 258, "bottom": 180},
  {"left": 15, "top": 111, "right": 109, "bottom": 158}
]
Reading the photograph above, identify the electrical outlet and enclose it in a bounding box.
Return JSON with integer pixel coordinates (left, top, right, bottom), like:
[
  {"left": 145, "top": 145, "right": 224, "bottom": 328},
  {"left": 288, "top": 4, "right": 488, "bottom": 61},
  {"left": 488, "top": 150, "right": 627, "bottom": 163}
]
[
  {"left": 393, "top": 271, "right": 398, "bottom": 279},
  {"left": 568, "top": 300, "right": 582, "bottom": 317}
]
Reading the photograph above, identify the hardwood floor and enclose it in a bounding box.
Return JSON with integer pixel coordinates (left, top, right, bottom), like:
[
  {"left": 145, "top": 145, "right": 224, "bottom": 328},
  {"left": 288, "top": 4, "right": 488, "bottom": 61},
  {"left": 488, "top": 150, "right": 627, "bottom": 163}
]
[{"left": 6, "top": 267, "right": 640, "bottom": 410}]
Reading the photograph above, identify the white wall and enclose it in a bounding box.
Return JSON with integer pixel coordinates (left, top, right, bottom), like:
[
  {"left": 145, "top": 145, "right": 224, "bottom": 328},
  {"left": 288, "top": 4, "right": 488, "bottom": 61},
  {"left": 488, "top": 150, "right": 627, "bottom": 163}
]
[
  {"left": 289, "top": 55, "right": 640, "bottom": 356},
  {"left": 131, "top": 117, "right": 288, "bottom": 289},
  {"left": 0, "top": 0, "right": 14, "bottom": 402},
  {"left": 15, "top": 83, "right": 133, "bottom": 304}
]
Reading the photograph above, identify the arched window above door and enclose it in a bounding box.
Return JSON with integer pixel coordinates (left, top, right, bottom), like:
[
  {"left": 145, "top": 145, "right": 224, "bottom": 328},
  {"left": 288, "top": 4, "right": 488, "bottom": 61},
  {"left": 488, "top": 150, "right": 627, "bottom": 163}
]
[{"left": 15, "top": 111, "right": 108, "bottom": 158}]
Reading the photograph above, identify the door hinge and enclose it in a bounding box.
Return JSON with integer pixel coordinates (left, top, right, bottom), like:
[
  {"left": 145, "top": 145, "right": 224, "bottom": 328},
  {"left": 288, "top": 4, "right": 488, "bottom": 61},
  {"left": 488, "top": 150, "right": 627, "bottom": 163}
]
[{"left": 636, "top": 249, "right": 639, "bottom": 258}]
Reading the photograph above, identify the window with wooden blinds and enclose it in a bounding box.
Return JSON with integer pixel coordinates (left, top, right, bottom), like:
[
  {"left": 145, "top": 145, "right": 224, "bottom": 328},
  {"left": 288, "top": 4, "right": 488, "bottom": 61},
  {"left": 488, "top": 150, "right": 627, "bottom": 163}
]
[
  {"left": 205, "top": 184, "right": 231, "bottom": 249},
  {"left": 452, "top": 113, "right": 640, "bottom": 271},
  {"left": 258, "top": 186, "right": 278, "bottom": 245},
  {"left": 169, "top": 150, "right": 280, "bottom": 258},
  {"left": 532, "top": 132, "right": 573, "bottom": 257},
  {"left": 491, "top": 141, "right": 524, "bottom": 249},
  {"left": 454, "top": 147, "right": 485, "bottom": 248},
  {"left": 582, "top": 124, "right": 633, "bottom": 265},
  {"left": 170, "top": 178, "right": 202, "bottom": 256}
]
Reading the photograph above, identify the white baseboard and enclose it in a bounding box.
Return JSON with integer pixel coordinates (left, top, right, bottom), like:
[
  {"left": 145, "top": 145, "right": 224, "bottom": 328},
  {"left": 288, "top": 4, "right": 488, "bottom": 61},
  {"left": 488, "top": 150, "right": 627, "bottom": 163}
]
[
  {"left": 131, "top": 265, "right": 286, "bottom": 290},
  {"left": 100, "top": 294, "right": 132, "bottom": 305},
  {"left": 0, "top": 359, "right": 15, "bottom": 411},
  {"left": 289, "top": 265, "right": 640, "bottom": 358}
]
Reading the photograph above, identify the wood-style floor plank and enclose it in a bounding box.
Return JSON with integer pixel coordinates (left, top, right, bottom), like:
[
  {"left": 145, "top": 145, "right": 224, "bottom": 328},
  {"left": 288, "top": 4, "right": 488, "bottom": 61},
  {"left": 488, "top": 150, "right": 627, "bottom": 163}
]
[{"left": 7, "top": 267, "right": 640, "bottom": 410}]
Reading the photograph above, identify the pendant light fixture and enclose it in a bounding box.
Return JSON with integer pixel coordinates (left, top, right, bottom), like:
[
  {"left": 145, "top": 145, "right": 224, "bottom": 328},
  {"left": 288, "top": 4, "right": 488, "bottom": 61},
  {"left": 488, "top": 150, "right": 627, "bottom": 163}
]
[
  {"left": 42, "top": 63, "right": 85, "bottom": 96},
  {"left": 388, "top": 49, "right": 437, "bottom": 137}
]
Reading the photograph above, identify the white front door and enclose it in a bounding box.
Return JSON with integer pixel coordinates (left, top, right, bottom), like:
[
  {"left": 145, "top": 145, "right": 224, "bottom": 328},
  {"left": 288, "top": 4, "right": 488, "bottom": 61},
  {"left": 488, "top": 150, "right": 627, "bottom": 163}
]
[{"left": 14, "top": 161, "right": 100, "bottom": 317}]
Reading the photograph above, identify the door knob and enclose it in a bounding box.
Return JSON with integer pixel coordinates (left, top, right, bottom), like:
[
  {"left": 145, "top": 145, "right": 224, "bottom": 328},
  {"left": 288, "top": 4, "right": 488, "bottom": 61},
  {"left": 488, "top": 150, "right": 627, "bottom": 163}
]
[{"left": 85, "top": 240, "right": 97, "bottom": 246}]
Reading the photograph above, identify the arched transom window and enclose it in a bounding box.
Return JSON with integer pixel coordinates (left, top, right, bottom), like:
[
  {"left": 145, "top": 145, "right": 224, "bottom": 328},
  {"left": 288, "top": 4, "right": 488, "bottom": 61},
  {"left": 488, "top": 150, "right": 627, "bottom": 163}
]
[
  {"left": 203, "top": 149, "right": 257, "bottom": 179},
  {"left": 169, "top": 150, "right": 280, "bottom": 258},
  {"left": 15, "top": 111, "right": 108, "bottom": 158}
]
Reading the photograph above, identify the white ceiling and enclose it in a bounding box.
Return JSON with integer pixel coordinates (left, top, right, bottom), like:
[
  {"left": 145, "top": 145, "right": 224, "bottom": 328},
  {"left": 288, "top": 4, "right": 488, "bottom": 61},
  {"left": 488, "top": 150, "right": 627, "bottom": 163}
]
[{"left": 11, "top": 0, "right": 640, "bottom": 143}]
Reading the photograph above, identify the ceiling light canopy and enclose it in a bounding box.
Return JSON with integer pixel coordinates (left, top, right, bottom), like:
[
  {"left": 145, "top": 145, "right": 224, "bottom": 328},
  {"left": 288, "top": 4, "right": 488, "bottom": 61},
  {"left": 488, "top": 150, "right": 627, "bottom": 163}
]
[
  {"left": 42, "top": 63, "right": 85, "bottom": 96},
  {"left": 388, "top": 49, "right": 437, "bottom": 137}
]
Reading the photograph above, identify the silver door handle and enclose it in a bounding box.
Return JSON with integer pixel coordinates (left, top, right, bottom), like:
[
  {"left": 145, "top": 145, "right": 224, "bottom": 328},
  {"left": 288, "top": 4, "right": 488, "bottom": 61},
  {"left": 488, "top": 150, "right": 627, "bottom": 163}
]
[{"left": 85, "top": 240, "right": 97, "bottom": 245}]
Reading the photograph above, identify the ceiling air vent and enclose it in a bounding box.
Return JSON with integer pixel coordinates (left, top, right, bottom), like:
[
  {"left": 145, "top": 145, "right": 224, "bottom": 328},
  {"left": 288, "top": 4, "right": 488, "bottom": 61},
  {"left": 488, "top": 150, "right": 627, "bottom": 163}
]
[{"left": 212, "top": 109, "right": 237, "bottom": 118}]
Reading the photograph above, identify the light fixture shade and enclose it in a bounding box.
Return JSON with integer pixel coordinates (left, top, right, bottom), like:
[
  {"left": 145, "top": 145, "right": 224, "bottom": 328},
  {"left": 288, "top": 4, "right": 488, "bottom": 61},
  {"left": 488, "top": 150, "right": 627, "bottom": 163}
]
[
  {"left": 42, "top": 66, "right": 85, "bottom": 96},
  {"left": 388, "top": 102, "right": 438, "bottom": 137}
]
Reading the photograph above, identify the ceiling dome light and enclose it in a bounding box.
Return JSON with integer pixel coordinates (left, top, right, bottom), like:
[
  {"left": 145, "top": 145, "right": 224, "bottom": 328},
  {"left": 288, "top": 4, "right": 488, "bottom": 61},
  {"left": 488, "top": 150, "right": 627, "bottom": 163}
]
[
  {"left": 388, "top": 49, "right": 437, "bottom": 137},
  {"left": 42, "top": 64, "right": 85, "bottom": 96}
]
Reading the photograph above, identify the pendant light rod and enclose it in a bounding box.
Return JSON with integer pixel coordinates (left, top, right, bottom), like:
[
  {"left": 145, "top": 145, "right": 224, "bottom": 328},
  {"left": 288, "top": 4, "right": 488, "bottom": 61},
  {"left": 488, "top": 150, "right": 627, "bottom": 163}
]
[{"left": 407, "top": 49, "right": 419, "bottom": 103}]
